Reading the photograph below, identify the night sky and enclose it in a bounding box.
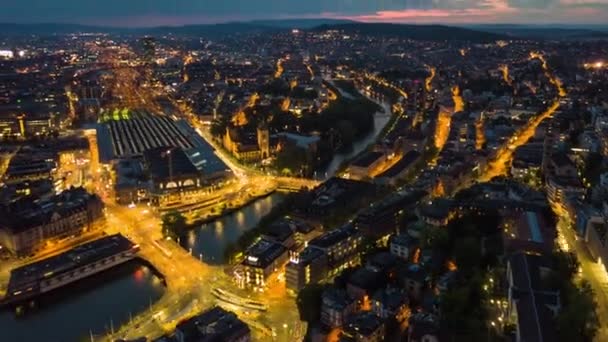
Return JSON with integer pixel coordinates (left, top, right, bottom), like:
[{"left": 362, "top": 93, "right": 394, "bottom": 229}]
[{"left": 2, "top": 0, "right": 608, "bottom": 26}]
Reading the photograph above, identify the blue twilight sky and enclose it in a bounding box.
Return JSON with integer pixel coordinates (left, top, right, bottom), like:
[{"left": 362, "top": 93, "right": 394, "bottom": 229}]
[{"left": 2, "top": 0, "right": 608, "bottom": 26}]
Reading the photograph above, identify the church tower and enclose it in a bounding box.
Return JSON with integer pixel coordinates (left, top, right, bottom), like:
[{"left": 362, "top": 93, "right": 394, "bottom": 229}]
[{"left": 257, "top": 123, "right": 270, "bottom": 159}]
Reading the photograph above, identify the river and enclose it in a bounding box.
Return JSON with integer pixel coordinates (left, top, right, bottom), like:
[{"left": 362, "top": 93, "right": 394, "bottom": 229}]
[
  {"left": 322, "top": 100, "right": 392, "bottom": 178},
  {"left": 0, "top": 261, "right": 164, "bottom": 342},
  {"left": 0, "top": 192, "right": 286, "bottom": 341},
  {"left": 180, "top": 192, "right": 286, "bottom": 264}
]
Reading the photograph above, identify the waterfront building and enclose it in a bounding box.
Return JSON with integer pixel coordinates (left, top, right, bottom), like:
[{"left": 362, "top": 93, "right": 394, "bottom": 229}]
[
  {"left": 374, "top": 150, "right": 422, "bottom": 186},
  {"left": 240, "top": 238, "right": 288, "bottom": 288},
  {"left": 0, "top": 187, "right": 104, "bottom": 256},
  {"left": 2, "top": 234, "right": 138, "bottom": 304},
  {"left": 143, "top": 147, "right": 209, "bottom": 208},
  {"left": 347, "top": 151, "right": 386, "bottom": 180},
  {"left": 174, "top": 306, "right": 251, "bottom": 342}
]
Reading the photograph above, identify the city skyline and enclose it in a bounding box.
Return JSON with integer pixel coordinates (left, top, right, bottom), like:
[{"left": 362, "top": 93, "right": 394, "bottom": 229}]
[{"left": 3, "top": 0, "right": 608, "bottom": 26}]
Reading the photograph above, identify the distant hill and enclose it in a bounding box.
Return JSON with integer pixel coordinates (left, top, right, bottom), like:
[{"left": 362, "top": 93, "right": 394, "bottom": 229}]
[
  {"left": 310, "top": 23, "right": 509, "bottom": 42},
  {"left": 0, "top": 23, "right": 113, "bottom": 35},
  {"left": 249, "top": 19, "right": 356, "bottom": 29},
  {"left": 0, "top": 22, "right": 278, "bottom": 37},
  {"left": 145, "top": 22, "right": 278, "bottom": 37},
  {"left": 0, "top": 20, "right": 359, "bottom": 37},
  {"left": 2, "top": 21, "right": 608, "bottom": 41},
  {"left": 469, "top": 24, "right": 608, "bottom": 40}
]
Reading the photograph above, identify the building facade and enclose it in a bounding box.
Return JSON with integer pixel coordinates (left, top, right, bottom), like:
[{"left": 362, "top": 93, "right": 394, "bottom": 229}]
[{"left": 0, "top": 187, "right": 104, "bottom": 256}]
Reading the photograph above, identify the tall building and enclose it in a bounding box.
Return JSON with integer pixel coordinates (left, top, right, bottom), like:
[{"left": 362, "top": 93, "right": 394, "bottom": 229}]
[{"left": 257, "top": 123, "right": 270, "bottom": 159}]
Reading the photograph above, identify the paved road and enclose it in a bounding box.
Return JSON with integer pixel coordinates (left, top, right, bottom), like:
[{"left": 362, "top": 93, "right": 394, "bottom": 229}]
[{"left": 555, "top": 211, "right": 608, "bottom": 342}]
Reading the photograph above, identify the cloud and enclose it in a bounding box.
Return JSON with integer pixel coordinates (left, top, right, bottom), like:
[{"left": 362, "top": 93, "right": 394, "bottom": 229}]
[
  {"left": 508, "top": 0, "right": 557, "bottom": 9},
  {"left": 0, "top": 0, "right": 607, "bottom": 25}
]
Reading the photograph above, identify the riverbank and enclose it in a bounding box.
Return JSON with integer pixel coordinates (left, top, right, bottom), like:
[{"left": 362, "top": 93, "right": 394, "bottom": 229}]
[
  {"left": 188, "top": 188, "right": 279, "bottom": 227},
  {"left": 320, "top": 86, "right": 393, "bottom": 178},
  {"left": 180, "top": 193, "right": 288, "bottom": 264},
  {"left": 0, "top": 260, "right": 165, "bottom": 342}
]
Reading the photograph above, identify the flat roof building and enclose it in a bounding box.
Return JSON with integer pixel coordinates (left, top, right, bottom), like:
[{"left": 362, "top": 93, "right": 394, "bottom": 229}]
[
  {"left": 174, "top": 306, "right": 251, "bottom": 342},
  {"left": 240, "top": 238, "right": 288, "bottom": 288}
]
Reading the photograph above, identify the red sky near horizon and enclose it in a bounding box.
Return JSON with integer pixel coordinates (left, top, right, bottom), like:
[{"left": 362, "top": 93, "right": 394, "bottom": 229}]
[{"left": 4, "top": 0, "right": 608, "bottom": 26}]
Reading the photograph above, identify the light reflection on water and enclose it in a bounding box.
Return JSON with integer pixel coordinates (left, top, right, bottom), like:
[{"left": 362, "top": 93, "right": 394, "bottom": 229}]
[
  {"left": 0, "top": 262, "right": 164, "bottom": 342},
  {"left": 183, "top": 193, "right": 285, "bottom": 264}
]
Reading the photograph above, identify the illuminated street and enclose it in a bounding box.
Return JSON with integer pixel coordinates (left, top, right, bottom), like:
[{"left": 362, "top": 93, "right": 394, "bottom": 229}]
[
  {"left": 451, "top": 85, "right": 464, "bottom": 113},
  {"left": 102, "top": 202, "right": 305, "bottom": 341},
  {"left": 434, "top": 109, "right": 452, "bottom": 152},
  {"left": 552, "top": 205, "right": 608, "bottom": 342},
  {"left": 479, "top": 52, "right": 565, "bottom": 182},
  {"left": 425, "top": 66, "right": 436, "bottom": 92},
  {"left": 499, "top": 64, "right": 513, "bottom": 87}
]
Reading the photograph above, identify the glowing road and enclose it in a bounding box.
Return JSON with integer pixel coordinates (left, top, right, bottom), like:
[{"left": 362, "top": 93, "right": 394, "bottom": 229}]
[
  {"left": 425, "top": 66, "right": 436, "bottom": 92},
  {"left": 479, "top": 52, "right": 565, "bottom": 182},
  {"left": 451, "top": 85, "right": 465, "bottom": 113},
  {"left": 364, "top": 72, "right": 408, "bottom": 99},
  {"left": 274, "top": 58, "right": 284, "bottom": 79},
  {"left": 499, "top": 64, "right": 513, "bottom": 87}
]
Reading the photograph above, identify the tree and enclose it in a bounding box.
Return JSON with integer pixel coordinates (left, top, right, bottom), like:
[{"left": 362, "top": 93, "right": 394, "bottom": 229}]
[
  {"left": 420, "top": 225, "right": 449, "bottom": 251},
  {"left": 552, "top": 250, "right": 579, "bottom": 285},
  {"left": 439, "top": 272, "right": 488, "bottom": 341},
  {"left": 557, "top": 281, "right": 599, "bottom": 342},
  {"left": 162, "top": 210, "right": 188, "bottom": 239},
  {"left": 336, "top": 120, "right": 356, "bottom": 148},
  {"left": 454, "top": 237, "right": 481, "bottom": 275},
  {"left": 275, "top": 143, "right": 308, "bottom": 175},
  {"left": 210, "top": 117, "right": 229, "bottom": 138}
]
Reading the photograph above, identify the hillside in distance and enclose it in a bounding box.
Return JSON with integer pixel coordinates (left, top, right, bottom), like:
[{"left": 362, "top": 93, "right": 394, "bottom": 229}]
[
  {"left": 311, "top": 23, "right": 509, "bottom": 42},
  {"left": 469, "top": 24, "right": 608, "bottom": 40},
  {"left": 1, "top": 21, "right": 511, "bottom": 42}
]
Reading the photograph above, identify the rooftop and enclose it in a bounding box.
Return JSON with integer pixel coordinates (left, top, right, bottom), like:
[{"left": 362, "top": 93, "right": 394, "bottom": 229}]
[
  {"left": 242, "top": 238, "right": 287, "bottom": 268},
  {"left": 342, "top": 311, "right": 384, "bottom": 337},
  {"left": 351, "top": 151, "right": 384, "bottom": 168},
  {"left": 309, "top": 225, "right": 359, "bottom": 249},
  {"left": 7, "top": 234, "right": 136, "bottom": 294},
  {"left": 175, "top": 306, "right": 250, "bottom": 342},
  {"left": 508, "top": 252, "right": 560, "bottom": 342},
  {"left": 376, "top": 150, "right": 421, "bottom": 179},
  {"left": 143, "top": 146, "right": 200, "bottom": 181},
  {"left": 322, "top": 287, "right": 355, "bottom": 310},
  {"left": 0, "top": 187, "right": 102, "bottom": 234}
]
